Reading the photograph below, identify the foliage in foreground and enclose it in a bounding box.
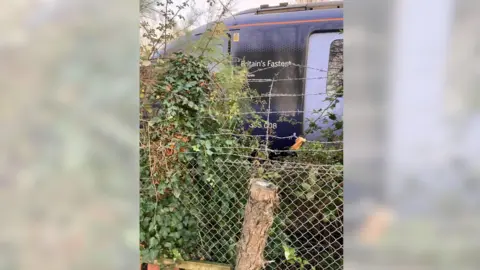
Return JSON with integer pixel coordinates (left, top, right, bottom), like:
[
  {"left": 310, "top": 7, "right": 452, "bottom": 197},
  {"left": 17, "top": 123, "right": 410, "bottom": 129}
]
[{"left": 139, "top": 44, "right": 259, "bottom": 262}]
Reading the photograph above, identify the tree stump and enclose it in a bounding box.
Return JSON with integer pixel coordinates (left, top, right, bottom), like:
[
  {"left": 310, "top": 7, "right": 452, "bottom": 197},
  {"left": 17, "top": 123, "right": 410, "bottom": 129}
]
[{"left": 235, "top": 179, "right": 279, "bottom": 270}]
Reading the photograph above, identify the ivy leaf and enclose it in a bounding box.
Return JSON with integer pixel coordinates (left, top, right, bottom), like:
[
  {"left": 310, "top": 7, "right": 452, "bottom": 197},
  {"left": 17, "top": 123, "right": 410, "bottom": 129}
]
[
  {"left": 149, "top": 237, "right": 159, "bottom": 247},
  {"left": 204, "top": 140, "right": 211, "bottom": 150},
  {"left": 172, "top": 249, "right": 184, "bottom": 261},
  {"left": 157, "top": 183, "right": 166, "bottom": 194},
  {"left": 301, "top": 182, "right": 311, "bottom": 191},
  {"left": 283, "top": 244, "right": 296, "bottom": 261},
  {"left": 148, "top": 249, "right": 159, "bottom": 262},
  {"left": 148, "top": 220, "right": 156, "bottom": 231},
  {"left": 171, "top": 232, "right": 181, "bottom": 239},
  {"left": 185, "top": 81, "right": 197, "bottom": 88}
]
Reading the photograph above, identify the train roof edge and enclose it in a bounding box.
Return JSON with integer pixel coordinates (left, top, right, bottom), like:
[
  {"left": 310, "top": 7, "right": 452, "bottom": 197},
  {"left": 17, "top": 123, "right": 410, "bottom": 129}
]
[
  {"left": 155, "top": 1, "right": 343, "bottom": 58},
  {"left": 234, "top": 1, "right": 343, "bottom": 16}
]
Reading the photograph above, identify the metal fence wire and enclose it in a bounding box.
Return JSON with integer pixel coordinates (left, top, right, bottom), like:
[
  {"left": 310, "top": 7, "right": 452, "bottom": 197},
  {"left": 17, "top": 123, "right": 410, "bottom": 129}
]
[
  {"left": 180, "top": 157, "right": 343, "bottom": 270},
  {"left": 140, "top": 148, "right": 343, "bottom": 270},
  {"left": 140, "top": 37, "right": 344, "bottom": 269},
  {"left": 140, "top": 115, "right": 344, "bottom": 268}
]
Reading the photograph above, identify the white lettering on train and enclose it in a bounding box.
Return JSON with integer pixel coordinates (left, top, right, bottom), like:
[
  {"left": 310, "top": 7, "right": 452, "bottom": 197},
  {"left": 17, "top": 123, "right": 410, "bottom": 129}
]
[
  {"left": 249, "top": 122, "right": 278, "bottom": 130},
  {"left": 243, "top": 60, "right": 293, "bottom": 68}
]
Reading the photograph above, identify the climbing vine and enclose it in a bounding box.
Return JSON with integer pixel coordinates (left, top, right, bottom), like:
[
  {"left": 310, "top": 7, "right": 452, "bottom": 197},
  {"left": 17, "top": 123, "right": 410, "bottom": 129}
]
[{"left": 140, "top": 21, "right": 263, "bottom": 264}]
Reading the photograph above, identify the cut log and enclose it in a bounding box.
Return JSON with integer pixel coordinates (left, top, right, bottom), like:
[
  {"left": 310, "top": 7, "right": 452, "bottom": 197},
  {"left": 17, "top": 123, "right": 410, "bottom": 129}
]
[
  {"left": 162, "top": 259, "right": 231, "bottom": 270},
  {"left": 235, "top": 179, "right": 279, "bottom": 270}
]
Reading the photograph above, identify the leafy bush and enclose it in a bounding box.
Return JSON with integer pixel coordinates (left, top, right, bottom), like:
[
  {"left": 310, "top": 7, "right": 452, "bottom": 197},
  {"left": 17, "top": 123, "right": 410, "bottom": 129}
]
[{"left": 140, "top": 33, "right": 260, "bottom": 263}]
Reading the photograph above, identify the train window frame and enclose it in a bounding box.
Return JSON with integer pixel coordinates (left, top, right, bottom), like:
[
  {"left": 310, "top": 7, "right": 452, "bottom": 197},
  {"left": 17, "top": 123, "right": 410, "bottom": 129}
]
[
  {"left": 326, "top": 39, "right": 343, "bottom": 98},
  {"left": 303, "top": 31, "right": 343, "bottom": 141}
]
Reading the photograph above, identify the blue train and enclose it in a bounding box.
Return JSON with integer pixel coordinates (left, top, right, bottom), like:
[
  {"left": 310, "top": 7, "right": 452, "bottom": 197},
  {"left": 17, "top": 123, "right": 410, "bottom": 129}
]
[{"left": 158, "top": 1, "right": 344, "bottom": 150}]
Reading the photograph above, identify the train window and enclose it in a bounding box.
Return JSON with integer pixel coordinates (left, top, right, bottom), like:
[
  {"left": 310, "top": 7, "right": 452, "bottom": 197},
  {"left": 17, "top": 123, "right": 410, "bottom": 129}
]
[
  {"left": 303, "top": 32, "right": 343, "bottom": 140},
  {"left": 326, "top": 39, "right": 343, "bottom": 97}
]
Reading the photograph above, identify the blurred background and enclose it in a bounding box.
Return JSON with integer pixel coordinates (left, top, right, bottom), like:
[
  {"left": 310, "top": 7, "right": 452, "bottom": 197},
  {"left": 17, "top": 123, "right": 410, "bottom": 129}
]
[
  {"left": 1, "top": 0, "right": 480, "bottom": 269},
  {"left": 345, "top": 0, "right": 480, "bottom": 269}
]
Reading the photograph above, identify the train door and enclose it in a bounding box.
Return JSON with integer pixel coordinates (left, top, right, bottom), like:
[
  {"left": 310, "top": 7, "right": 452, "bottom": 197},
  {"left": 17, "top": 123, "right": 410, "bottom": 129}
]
[
  {"left": 303, "top": 32, "right": 344, "bottom": 141},
  {"left": 229, "top": 25, "right": 305, "bottom": 150}
]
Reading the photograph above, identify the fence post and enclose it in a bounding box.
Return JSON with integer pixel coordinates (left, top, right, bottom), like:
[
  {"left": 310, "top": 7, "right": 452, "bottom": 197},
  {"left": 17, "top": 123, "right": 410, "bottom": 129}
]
[{"left": 235, "top": 179, "right": 279, "bottom": 270}]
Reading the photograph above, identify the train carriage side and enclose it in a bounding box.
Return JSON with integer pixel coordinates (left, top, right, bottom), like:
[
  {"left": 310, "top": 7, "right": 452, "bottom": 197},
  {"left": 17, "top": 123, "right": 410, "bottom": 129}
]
[
  {"left": 156, "top": 6, "right": 344, "bottom": 151},
  {"left": 228, "top": 8, "right": 344, "bottom": 150}
]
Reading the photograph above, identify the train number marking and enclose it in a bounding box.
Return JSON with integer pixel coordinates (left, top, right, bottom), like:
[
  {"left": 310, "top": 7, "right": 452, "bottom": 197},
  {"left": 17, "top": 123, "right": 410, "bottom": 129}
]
[{"left": 249, "top": 122, "right": 278, "bottom": 130}]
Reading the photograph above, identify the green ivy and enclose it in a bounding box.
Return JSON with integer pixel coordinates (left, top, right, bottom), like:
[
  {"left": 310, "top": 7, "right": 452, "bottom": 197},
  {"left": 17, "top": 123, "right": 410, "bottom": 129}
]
[{"left": 140, "top": 33, "right": 261, "bottom": 264}]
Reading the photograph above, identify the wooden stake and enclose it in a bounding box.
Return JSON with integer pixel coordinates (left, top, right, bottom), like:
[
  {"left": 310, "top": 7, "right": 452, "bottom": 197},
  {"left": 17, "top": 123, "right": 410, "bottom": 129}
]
[{"left": 235, "top": 179, "right": 279, "bottom": 270}]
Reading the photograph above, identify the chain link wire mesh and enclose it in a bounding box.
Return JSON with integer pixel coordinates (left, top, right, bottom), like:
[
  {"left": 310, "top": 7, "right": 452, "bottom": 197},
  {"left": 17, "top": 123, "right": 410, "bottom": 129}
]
[
  {"left": 140, "top": 149, "right": 343, "bottom": 270},
  {"left": 175, "top": 155, "right": 343, "bottom": 270}
]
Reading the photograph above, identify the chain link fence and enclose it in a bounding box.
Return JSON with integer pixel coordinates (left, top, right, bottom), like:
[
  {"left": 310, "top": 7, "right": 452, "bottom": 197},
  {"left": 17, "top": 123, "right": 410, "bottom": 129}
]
[
  {"left": 140, "top": 139, "right": 343, "bottom": 270},
  {"left": 170, "top": 154, "right": 343, "bottom": 270}
]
